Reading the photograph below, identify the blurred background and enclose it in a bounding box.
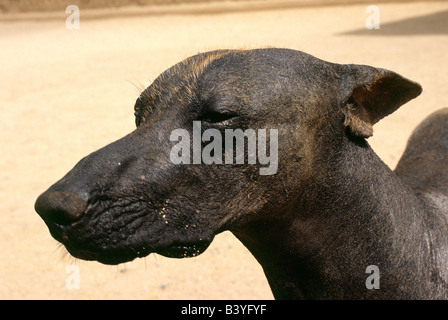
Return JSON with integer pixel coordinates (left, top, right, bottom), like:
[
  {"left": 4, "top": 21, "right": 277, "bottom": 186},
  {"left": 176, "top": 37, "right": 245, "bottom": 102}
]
[{"left": 1, "top": 0, "right": 447, "bottom": 299}]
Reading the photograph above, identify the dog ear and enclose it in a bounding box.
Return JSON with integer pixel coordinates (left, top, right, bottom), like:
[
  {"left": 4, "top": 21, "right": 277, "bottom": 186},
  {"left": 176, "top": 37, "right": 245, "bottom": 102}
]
[{"left": 339, "top": 65, "right": 422, "bottom": 138}]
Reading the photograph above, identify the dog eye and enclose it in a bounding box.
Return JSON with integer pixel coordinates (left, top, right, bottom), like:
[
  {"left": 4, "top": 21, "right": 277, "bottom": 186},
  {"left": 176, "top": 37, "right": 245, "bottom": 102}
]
[{"left": 198, "top": 110, "right": 238, "bottom": 124}]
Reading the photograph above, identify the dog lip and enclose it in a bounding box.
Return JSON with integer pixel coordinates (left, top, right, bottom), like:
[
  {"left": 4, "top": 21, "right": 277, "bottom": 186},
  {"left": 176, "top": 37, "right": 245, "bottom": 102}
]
[
  {"left": 156, "top": 239, "right": 212, "bottom": 258},
  {"left": 52, "top": 228, "right": 213, "bottom": 264},
  {"left": 63, "top": 244, "right": 142, "bottom": 265},
  {"left": 44, "top": 220, "right": 67, "bottom": 244},
  {"left": 63, "top": 242, "right": 212, "bottom": 265}
]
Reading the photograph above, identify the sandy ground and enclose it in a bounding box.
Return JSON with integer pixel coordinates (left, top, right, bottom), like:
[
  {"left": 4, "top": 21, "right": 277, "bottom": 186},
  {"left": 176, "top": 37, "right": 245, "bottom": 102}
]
[{"left": 1, "top": 0, "right": 447, "bottom": 300}]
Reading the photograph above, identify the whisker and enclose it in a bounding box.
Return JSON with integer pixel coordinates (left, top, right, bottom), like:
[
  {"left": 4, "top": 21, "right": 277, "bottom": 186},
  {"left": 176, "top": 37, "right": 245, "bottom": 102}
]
[{"left": 127, "top": 79, "right": 148, "bottom": 96}]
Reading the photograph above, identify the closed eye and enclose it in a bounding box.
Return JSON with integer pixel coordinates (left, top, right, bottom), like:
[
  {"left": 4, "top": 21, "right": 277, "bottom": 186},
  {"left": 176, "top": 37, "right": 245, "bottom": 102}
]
[{"left": 198, "top": 110, "right": 238, "bottom": 124}]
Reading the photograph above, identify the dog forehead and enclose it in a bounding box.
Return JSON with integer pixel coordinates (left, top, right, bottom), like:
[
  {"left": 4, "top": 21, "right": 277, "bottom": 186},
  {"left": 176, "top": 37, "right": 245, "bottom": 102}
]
[
  {"left": 134, "top": 50, "right": 237, "bottom": 124},
  {"left": 134, "top": 48, "right": 334, "bottom": 125},
  {"left": 152, "top": 48, "right": 330, "bottom": 98},
  {"left": 198, "top": 49, "right": 335, "bottom": 106},
  {"left": 136, "top": 51, "right": 230, "bottom": 105},
  {"left": 198, "top": 48, "right": 336, "bottom": 94}
]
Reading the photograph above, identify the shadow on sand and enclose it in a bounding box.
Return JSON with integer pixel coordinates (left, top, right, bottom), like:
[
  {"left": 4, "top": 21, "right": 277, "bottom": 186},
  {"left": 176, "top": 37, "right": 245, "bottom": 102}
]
[{"left": 340, "top": 10, "right": 448, "bottom": 36}]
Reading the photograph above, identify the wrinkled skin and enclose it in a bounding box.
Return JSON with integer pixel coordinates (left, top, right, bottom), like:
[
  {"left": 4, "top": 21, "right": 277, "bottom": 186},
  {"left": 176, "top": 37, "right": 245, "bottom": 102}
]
[
  {"left": 35, "top": 48, "right": 448, "bottom": 299},
  {"left": 36, "top": 49, "right": 315, "bottom": 264}
]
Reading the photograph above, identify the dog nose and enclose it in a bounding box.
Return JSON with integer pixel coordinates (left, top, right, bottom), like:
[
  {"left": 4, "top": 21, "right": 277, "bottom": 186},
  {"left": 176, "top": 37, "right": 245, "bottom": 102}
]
[{"left": 35, "top": 191, "right": 88, "bottom": 225}]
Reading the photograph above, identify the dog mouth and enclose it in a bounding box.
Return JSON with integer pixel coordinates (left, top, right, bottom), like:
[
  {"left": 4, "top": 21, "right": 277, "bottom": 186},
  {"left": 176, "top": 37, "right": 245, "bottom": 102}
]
[
  {"left": 46, "top": 222, "right": 213, "bottom": 265},
  {"left": 37, "top": 190, "right": 216, "bottom": 265},
  {"left": 63, "top": 241, "right": 212, "bottom": 265}
]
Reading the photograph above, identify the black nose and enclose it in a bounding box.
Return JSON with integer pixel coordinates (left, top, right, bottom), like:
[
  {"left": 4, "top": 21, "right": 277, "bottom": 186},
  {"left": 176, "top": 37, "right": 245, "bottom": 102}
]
[{"left": 35, "top": 191, "right": 88, "bottom": 225}]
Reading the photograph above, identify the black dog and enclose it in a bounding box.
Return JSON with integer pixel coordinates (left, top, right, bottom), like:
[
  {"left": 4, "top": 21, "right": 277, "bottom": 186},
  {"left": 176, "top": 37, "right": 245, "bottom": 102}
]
[{"left": 35, "top": 48, "right": 448, "bottom": 299}]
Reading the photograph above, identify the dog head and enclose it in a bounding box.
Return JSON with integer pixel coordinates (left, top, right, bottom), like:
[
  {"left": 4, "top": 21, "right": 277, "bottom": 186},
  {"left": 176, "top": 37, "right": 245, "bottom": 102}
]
[{"left": 35, "top": 48, "right": 421, "bottom": 264}]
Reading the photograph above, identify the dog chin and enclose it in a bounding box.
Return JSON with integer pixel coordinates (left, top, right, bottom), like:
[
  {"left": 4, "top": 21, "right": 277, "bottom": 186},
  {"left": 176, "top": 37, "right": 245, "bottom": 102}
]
[
  {"left": 155, "top": 240, "right": 212, "bottom": 258},
  {"left": 64, "top": 247, "right": 140, "bottom": 265},
  {"left": 63, "top": 239, "right": 213, "bottom": 264}
]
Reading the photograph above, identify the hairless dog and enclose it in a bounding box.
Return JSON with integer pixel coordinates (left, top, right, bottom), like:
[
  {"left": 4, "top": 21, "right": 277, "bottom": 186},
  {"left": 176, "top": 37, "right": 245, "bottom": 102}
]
[{"left": 35, "top": 48, "right": 448, "bottom": 299}]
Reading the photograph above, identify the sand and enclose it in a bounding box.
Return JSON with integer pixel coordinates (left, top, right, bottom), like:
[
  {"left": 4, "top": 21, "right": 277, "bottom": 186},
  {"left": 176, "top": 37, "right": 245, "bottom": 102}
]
[{"left": 1, "top": 0, "right": 447, "bottom": 300}]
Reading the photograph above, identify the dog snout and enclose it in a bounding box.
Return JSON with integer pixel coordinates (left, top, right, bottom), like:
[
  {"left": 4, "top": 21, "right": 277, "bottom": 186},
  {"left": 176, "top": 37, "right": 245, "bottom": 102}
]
[{"left": 35, "top": 190, "right": 88, "bottom": 226}]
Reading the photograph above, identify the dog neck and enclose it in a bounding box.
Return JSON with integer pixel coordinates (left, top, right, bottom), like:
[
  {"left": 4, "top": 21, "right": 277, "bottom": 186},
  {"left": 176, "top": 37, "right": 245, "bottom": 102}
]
[{"left": 232, "top": 134, "right": 445, "bottom": 299}]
